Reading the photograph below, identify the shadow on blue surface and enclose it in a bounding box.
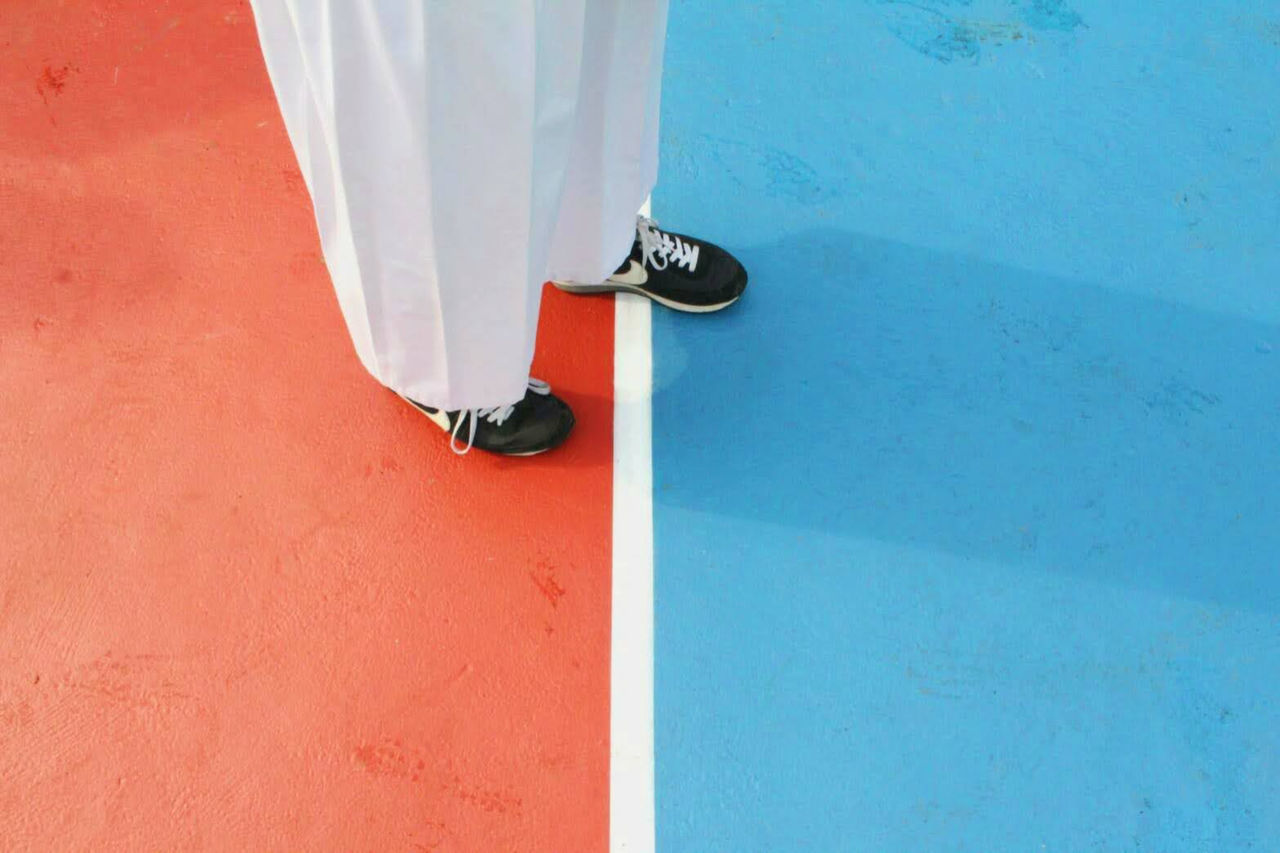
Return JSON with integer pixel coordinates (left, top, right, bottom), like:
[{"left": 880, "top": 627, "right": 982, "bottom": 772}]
[
  {"left": 651, "top": 0, "right": 1280, "bottom": 847},
  {"left": 653, "top": 230, "right": 1279, "bottom": 613},
  {"left": 651, "top": 229, "right": 1280, "bottom": 852}
]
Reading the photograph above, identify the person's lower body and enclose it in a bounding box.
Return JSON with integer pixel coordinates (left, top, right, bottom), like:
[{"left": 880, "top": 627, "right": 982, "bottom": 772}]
[{"left": 249, "top": 0, "right": 745, "bottom": 455}]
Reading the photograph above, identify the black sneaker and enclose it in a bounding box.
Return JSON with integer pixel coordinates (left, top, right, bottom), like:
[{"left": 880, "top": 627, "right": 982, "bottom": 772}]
[
  {"left": 554, "top": 216, "right": 748, "bottom": 313},
  {"left": 401, "top": 379, "right": 575, "bottom": 456}
]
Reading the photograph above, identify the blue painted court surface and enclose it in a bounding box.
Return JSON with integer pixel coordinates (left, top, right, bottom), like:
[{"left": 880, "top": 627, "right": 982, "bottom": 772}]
[{"left": 652, "top": 2, "right": 1280, "bottom": 850}]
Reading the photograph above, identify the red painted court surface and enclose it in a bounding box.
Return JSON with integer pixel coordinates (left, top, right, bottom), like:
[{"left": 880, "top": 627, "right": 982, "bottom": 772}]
[{"left": 1, "top": 3, "right": 614, "bottom": 850}]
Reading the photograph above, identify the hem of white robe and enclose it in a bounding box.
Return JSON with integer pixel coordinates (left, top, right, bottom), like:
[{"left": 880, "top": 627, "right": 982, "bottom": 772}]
[
  {"left": 390, "top": 372, "right": 533, "bottom": 414},
  {"left": 547, "top": 190, "right": 652, "bottom": 285}
]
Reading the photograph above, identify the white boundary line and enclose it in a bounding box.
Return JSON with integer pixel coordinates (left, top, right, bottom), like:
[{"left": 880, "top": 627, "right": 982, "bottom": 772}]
[{"left": 611, "top": 212, "right": 656, "bottom": 853}]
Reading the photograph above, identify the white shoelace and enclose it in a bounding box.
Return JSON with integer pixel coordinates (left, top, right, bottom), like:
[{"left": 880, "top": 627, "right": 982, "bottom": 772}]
[
  {"left": 451, "top": 378, "right": 552, "bottom": 455},
  {"left": 636, "top": 216, "right": 700, "bottom": 273}
]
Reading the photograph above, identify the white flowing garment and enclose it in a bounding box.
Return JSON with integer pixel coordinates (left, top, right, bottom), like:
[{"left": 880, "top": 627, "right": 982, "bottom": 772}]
[{"left": 248, "top": 0, "right": 668, "bottom": 410}]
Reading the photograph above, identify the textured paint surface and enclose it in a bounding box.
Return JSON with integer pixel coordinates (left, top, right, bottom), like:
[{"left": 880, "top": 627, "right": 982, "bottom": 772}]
[
  {"left": 654, "top": 0, "right": 1280, "bottom": 850},
  {"left": 0, "top": 3, "right": 612, "bottom": 851}
]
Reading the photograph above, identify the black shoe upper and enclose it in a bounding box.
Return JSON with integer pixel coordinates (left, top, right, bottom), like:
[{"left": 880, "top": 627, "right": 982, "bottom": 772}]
[
  {"left": 620, "top": 219, "right": 748, "bottom": 310},
  {"left": 406, "top": 381, "right": 574, "bottom": 456}
]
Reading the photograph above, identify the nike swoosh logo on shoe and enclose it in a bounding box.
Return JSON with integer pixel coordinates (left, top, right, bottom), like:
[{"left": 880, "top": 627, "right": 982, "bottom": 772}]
[
  {"left": 402, "top": 394, "right": 455, "bottom": 433},
  {"left": 608, "top": 259, "right": 649, "bottom": 286},
  {"left": 423, "top": 407, "right": 453, "bottom": 433}
]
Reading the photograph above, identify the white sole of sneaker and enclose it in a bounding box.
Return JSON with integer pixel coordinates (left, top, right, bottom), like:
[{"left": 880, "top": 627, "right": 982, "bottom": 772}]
[{"left": 551, "top": 280, "right": 741, "bottom": 314}]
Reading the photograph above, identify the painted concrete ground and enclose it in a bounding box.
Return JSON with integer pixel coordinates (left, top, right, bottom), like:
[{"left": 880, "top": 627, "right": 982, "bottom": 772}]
[
  {"left": 653, "top": 1, "right": 1280, "bottom": 850},
  {"left": 3, "top": 3, "right": 613, "bottom": 850},
  {"left": 2, "top": 1, "right": 1279, "bottom": 851}
]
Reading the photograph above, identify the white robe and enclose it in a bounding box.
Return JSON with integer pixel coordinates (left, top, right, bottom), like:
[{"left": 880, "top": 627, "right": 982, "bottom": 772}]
[{"left": 248, "top": 0, "right": 668, "bottom": 410}]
